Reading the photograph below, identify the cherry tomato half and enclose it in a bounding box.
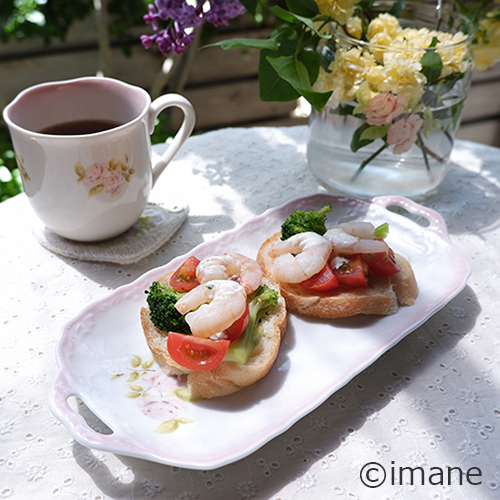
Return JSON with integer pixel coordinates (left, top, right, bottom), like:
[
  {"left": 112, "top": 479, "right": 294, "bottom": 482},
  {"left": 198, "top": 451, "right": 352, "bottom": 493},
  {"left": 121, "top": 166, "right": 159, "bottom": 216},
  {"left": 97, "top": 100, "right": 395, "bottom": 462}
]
[
  {"left": 223, "top": 302, "right": 250, "bottom": 342},
  {"left": 333, "top": 256, "right": 369, "bottom": 288},
  {"left": 300, "top": 264, "right": 340, "bottom": 292},
  {"left": 169, "top": 256, "right": 200, "bottom": 292},
  {"left": 360, "top": 249, "right": 400, "bottom": 275},
  {"left": 167, "top": 332, "right": 230, "bottom": 371}
]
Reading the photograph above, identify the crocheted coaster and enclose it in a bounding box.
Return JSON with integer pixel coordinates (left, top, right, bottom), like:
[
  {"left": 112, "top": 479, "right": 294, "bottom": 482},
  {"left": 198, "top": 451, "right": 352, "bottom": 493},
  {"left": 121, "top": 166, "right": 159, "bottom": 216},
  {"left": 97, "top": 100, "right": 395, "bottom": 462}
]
[{"left": 32, "top": 201, "right": 188, "bottom": 265}]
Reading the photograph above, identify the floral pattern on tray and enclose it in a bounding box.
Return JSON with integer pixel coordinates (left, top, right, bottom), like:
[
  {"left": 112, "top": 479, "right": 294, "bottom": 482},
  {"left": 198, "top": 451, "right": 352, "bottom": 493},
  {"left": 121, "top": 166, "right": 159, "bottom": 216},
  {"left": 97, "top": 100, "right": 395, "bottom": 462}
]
[{"left": 111, "top": 355, "right": 196, "bottom": 433}]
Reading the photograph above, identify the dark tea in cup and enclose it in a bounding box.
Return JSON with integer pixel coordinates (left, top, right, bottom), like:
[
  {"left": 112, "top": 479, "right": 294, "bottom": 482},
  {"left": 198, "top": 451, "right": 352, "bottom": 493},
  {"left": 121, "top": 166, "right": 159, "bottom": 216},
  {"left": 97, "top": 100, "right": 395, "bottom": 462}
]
[{"left": 40, "top": 119, "right": 123, "bottom": 135}]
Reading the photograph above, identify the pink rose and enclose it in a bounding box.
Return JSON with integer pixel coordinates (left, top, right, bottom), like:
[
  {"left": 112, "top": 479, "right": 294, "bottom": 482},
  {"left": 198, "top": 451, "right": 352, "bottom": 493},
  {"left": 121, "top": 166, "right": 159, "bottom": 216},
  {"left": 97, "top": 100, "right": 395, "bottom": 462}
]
[
  {"left": 84, "top": 162, "right": 106, "bottom": 186},
  {"left": 136, "top": 396, "right": 185, "bottom": 421},
  {"left": 102, "top": 169, "right": 124, "bottom": 197},
  {"left": 366, "top": 93, "right": 407, "bottom": 126},
  {"left": 387, "top": 114, "right": 423, "bottom": 155},
  {"left": 142, "top": 370, "right": 177, "bottom": 395}
]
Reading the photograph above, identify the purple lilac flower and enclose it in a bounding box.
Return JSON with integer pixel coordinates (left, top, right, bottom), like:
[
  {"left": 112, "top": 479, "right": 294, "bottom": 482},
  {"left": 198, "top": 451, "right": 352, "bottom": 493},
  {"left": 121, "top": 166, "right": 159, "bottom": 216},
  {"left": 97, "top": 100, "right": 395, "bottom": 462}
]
[
  {"left": 142, "top": 0, "right": 246, "bottom": 56},
  {"left": 204, "top": 0, "right": 246, "bottom": 27}
]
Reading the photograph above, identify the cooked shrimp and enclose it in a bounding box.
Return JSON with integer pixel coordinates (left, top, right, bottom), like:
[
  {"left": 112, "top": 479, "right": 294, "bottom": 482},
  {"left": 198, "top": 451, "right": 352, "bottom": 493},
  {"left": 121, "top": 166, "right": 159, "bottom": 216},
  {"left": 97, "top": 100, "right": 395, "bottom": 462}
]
[
  {"left": 270, "top": 231, "right": 332, "bottom": 283},
  {"left": 338, "top": 222, "right": 377, "bottom": 239},
  {"left": 196, "top": 252, "right": 262, "bottom": 294},
  {"left": 175, "top": 280, "right": 247, "bottom": 338},
  {"left": 324, "top": 226, "right": 388, "bottom": 255}
]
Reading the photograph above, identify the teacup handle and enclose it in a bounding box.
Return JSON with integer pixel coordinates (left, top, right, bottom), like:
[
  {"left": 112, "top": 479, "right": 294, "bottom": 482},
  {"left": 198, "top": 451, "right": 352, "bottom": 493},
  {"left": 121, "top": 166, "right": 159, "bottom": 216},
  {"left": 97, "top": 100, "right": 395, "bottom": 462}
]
[{"left": 148, "top": 94, "right": 196, "bottom": 186}]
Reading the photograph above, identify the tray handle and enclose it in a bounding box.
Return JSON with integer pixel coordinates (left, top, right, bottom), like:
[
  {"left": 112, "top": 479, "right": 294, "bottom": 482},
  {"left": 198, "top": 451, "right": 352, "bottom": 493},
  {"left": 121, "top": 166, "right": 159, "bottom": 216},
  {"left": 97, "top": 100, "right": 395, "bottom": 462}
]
[
  {"left": 372, "top": 195, "right": 450, "bottom": 241},
  {"left": 49, "top": 372, "right": 124, "bottom": 450}
]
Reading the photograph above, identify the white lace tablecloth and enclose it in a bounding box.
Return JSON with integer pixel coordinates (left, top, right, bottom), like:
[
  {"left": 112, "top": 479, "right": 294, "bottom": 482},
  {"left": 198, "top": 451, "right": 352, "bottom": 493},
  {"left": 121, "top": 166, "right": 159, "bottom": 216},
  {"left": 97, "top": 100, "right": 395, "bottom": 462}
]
[{"left": 2, "top": 125, "right": 500, "bottom": 500}]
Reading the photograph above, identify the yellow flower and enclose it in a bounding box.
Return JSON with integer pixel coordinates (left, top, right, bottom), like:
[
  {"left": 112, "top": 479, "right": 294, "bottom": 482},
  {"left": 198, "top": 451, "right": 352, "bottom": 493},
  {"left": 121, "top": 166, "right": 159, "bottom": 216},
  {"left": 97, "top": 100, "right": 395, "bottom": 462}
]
[
  {"left": 316, "top": 9, "right": 475, "bottom": 104},
  {"left": 365, "top": 65, "right": 386, "bottom": 91},
  {"left": 316, "top": 47, "right": 376, "bottom": 101},
  {"left": 473, "top": 43, "right": 500, "bottom": 69},
  {"left": 346, "top": 16, "right": 362, "bottom": 39},
  {"left": 394, "top": 27, "right": 434, "bottom": 53},
  {"left": 356, "top": 81, "right": 373, "bottom": 106},
  {"left": 375, "top": 57, "right": 427, "bottom": 100},
  {"left": 369, "top": 31, "right": 396, "bottom": 63},
  {"left": 314, "top": 0, "right": 360, "bottom": 25},
  {"left": 436, "top": 32, "right": 473, "bottom": 77},
  {"left": 472, "top": 17, "right": 500, "bottom": 70},
  {"left": 367, "top": 13, "right": 401, "bottom": 39},
  {"left": 366, "top": 18, "right": 473, "bottom": 79}
]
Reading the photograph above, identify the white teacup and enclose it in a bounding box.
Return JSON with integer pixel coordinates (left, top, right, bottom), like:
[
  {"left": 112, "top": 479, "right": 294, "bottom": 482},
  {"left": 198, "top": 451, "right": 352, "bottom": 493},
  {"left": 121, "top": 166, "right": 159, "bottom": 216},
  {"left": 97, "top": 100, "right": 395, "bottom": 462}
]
[{"left": 3, "top": 77, "right": 195, "bottom": 242}]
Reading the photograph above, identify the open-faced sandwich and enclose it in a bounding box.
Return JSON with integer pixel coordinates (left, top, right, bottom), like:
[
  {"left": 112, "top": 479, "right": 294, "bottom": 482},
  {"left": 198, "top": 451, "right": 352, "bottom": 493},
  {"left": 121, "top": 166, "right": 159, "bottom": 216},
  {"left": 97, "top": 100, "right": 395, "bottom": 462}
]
[
  {"left": 140, "top": 253, "right": 287, "bottom": 399},
  {"left": 257, "top": 204, "right": 418, "bottom": 318}
]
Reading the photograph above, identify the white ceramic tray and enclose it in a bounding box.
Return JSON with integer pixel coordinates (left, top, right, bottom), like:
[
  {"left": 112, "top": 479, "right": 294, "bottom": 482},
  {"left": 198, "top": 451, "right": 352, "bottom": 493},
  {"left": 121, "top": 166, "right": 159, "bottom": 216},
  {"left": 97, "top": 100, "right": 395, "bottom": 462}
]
[{"left": 49, "top": 194, "right": 471, "bottom": 470}]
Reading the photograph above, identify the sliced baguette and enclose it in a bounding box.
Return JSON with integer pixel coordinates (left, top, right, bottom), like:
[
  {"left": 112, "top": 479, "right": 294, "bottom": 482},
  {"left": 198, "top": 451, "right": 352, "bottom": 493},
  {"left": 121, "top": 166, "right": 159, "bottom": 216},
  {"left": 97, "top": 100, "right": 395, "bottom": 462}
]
[
  {"left": 140, "top": 272, "right": 287, "bottom": 399},
  {"left": 257, "top": 231, "right": 417, "bottom": 318}
]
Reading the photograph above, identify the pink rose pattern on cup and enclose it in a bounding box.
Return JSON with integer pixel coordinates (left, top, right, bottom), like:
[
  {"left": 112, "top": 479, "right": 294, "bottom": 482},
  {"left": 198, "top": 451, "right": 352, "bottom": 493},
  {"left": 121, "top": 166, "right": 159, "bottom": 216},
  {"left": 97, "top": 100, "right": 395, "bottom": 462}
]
[
  {"left": 75, "top": 156, "right": 135, "bottom": 198},
  {"left": 112, "top": 355, "right": 195, "bottom": 433}
]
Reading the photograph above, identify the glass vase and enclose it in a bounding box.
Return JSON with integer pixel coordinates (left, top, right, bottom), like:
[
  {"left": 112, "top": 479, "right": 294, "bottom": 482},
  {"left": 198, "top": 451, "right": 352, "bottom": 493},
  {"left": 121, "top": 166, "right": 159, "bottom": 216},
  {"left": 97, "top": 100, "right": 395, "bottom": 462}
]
[{"left": 307, "top": 1, "right": 474, "bottom": 198}]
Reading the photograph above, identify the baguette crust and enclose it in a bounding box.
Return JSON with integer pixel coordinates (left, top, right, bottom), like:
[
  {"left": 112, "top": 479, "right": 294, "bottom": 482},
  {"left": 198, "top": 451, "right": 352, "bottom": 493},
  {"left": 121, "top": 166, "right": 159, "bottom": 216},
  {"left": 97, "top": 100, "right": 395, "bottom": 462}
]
[
  {"left": 141, "top": 272, "right": 287, "bottom": 399},
  {"left": 257, "top": 231, "right": 417, "bottom": 318}
]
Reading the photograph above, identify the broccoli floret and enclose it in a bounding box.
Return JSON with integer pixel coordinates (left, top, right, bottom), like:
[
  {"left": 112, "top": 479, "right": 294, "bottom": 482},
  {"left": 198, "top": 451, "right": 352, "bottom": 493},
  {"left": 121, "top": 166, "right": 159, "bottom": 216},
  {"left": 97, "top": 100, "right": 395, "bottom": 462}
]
[
  {"left": 280, "top": 203, "right": 332, "bottom": 240},
  {"left": 145, "top": 281, "right": 191, "bottom": 335},
  {"left": 224, "top": 284, "right": 279, "bottom": 365}
]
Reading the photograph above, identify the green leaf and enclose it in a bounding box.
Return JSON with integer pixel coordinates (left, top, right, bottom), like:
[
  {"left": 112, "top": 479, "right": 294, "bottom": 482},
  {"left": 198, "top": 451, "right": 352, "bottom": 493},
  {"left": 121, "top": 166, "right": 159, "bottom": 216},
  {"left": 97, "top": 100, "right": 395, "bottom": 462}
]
[
  {"left": 124, "top": 391, "right": 141, "bottom": 399},
  {"left": 88, "top": 184, "right": 103, "bottom": 197},
  {"left": 299, "top": 49, "right": 322, "bottom": 85},
  {"left": 110, "top": 374, "right": 123, "bottom": 380},
  {"left": 127, "top": 371, "right": 140, "bottom": 383},
  {"left": 266, "top": 54, "right": 331, "bottom": 111},
  {"left": 173, "top": 387, "right": 205, "bottom": 403},
  {"left": 155, "top": 419, "right": 179, "bottom": 434},
  {"left": 131, "top": 355, "right": 142, "bottom": 368},
  {"left": 420, "top": 37, "right": 443, "bottom": 85},
  {"left": 360, "top": 125, "right": 389, "bottom": 141},
  {"left": 269, "top": 6, "right": 329, "bottom": 38},
  {"left": 74, "top": 161, "right": 85, "bottom": 179},
  {"left": 128, "top": 384, "right": 144, "bottom": 392},
  {"left": 423, "top": 107, "right": 433, "bottom": 121},
  {"left": 286, "top": 0, "right": 319, "bottom": 18},
  {"left": 267, "top": 54, "right": 311, "bottom": 90},
  {"left": 207, "top": 37, "right": 280, "bottom": 51},
  {"left": 351, "top": 123, "right": 375, "bottom": 152},
  {"left": 269, "top": 5, "right": 299, "bottom": 23},
  {"left": 299, "top": 89, "right": 333, "bottom": 112},
  {"left": 176, "top": 417, "right": 195, "bottom": 424},
  {"left": 428, "top": 36, "right": 439, "bottom": 48},
  {"left": 330, "top": 104, "right": 355, "bottom": 116},
  {"left": 256, "top": 27, "right": 331, "bottom": 110},
  {"left": 353, "top": 104, "right": 366, "bottom": 115},
  {"left": 258, "top": 27, "right": 302, "bottom": 102},
  {"left": 434, "top": 72, "right": 465, "bottom": 97},
  {"left": 373, "top": 222, "right": 389, "bottom": 239},
  {"left": 259, "top": 52, "right": 301, "bottom": 102},
  {"left": 142, "top": 359, "right": 155, "bottom": 370},
  {"left": 388, "top": 0, "right": 406, "bottom": 18}
]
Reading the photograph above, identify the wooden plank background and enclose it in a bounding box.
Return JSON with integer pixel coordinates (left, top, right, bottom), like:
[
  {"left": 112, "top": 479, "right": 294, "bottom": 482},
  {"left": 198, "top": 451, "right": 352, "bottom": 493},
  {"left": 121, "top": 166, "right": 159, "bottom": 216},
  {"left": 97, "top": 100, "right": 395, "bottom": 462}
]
[{"left": 1, "top": 15, "right": 498, "bottom": 146}]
